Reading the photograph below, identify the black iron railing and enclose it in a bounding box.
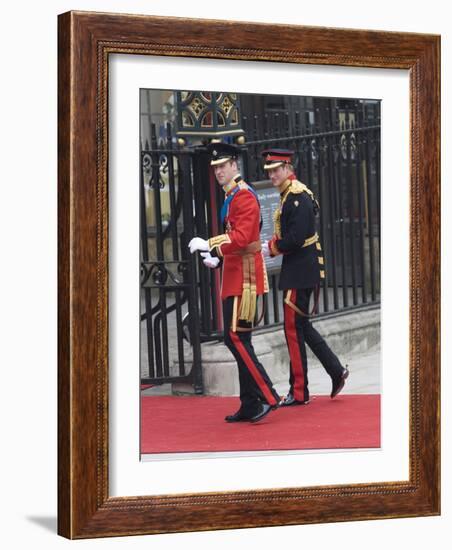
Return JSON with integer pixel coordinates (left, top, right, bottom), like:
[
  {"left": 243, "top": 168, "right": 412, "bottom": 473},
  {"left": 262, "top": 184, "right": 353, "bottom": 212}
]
[{"left": 140, "top": 101, "right": 380, "bottom": 386}]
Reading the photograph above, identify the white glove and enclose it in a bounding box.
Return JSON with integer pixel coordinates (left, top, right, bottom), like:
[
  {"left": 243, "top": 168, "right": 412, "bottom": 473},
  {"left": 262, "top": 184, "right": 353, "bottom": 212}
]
[
  {"left": 200, "top": 251, "right": 220, "bottom": 269},
  {"left": 188, "top": 237, "right": 209, "bottom": 254},
  {"left": 262, "top": 242, "right": 271, "bottom": 258}
]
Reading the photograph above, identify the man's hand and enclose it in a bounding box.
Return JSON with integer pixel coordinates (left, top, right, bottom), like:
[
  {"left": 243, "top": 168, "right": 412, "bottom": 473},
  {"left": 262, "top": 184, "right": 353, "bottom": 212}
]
[
  {"left": 200, "top": 252, "right": 220, "bottom": 269},
  {"left": 188, "top": 237, "right": 209, "bottom": 254},
  {"left": 262, "top": 241, "right": 271, "bottom": 258}
]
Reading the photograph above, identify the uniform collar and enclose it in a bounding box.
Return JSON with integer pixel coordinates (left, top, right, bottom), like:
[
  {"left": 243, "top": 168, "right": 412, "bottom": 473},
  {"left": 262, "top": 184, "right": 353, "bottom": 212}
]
[
  {"left": 223, "top": 174, "right": 243, "bottom": 196},
  {"left": 279, "top": 173, "right": 297, "bottom": 196},
  {"left": 279, "top": 179, "right": 292, "bottom": 197}
]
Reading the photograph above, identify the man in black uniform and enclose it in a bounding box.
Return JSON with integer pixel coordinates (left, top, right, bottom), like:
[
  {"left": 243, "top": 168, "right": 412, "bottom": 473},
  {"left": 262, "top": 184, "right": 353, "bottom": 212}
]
[{"left": 261, "top": 149, "right": 349, "bottom": 406}]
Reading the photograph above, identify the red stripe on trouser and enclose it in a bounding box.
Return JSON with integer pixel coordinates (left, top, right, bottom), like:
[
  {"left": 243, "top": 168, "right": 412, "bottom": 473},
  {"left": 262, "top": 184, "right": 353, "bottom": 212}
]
[
  {"left": 284, "top": 290, "right": 305, "bottom": 401},
  {"left": 229, "top": 331, "right": 277, "bottom": 406}
]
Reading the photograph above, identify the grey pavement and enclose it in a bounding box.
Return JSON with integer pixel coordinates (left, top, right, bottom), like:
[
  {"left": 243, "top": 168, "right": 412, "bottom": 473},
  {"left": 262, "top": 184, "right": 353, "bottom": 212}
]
[{"left": 275, "top": 344, "right": 380, "bottom": 397}]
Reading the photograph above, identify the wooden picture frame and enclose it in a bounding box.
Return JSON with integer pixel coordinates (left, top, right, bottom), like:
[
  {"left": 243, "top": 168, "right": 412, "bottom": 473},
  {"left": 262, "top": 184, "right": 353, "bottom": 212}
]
[{"left": 58, "top": 11, "right": 440, "bottom": 538}]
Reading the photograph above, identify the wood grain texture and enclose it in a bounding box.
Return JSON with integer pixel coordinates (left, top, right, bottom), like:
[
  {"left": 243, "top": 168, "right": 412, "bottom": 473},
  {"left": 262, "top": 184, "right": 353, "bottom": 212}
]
[
  {"left": 57, "top": 10, "right": 72, "bottom": 538},
  {"left": 57, "top": 10, "right": 440, "bottom": 539}
]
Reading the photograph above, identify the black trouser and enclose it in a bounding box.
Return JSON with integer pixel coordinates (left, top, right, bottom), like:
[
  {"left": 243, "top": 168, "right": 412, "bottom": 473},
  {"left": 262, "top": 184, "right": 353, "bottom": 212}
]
[
  {"left": 222, "top": 296, "right": 279, "bottom": 416},
  {"left": 283, "top": 288, "right": 343, "bottom": 401}
]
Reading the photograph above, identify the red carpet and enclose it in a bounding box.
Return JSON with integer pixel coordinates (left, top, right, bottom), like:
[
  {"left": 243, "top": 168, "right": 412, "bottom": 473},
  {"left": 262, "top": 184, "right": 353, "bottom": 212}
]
[{"left": 140, "top": 394, "right": 380, "bottom": 454}]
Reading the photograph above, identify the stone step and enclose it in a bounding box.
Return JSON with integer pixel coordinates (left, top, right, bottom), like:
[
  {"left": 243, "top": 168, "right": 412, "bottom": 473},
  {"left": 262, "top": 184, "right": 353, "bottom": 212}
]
[{"left": 172, "top": 307, "right": 380, "bottom": 396}]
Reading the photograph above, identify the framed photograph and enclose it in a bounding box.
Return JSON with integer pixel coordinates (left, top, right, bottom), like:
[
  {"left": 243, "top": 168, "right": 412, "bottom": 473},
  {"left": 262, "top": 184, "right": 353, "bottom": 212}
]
[
  {"left": 58, "top": 11, "right": 440, "bottom": 538},
  {"left": 138, "top": 87, "right": 382, "bottom": 458}
]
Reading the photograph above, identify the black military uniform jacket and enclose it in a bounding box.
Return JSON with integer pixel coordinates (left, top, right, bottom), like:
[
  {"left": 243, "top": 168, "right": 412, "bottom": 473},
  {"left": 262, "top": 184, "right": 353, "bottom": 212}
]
[{"left": 268, "top": 178, "right": 324, "bottom": 290}]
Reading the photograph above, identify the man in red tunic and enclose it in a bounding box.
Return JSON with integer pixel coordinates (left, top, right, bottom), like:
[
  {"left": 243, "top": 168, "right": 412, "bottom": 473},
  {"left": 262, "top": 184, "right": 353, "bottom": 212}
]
[{"left": 189, "top": 143, "right": 279, "bottom": 423}]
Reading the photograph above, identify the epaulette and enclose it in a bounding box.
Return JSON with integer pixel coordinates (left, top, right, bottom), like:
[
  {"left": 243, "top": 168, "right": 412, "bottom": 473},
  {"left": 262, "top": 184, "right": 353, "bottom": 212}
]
[
  {"left": 288, "top": 180, "right": 312, "bottom": 197},
  {"left": 287, "top": 180, "right": 319, "bottom": 214},
  {"left": 237, "top": 180, "right": 259, "bottom": 202}
]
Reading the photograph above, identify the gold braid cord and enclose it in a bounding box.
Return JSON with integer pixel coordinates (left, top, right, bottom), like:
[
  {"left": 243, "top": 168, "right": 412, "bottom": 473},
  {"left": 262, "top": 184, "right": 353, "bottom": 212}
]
[
  {"left": 272, "top": 181, "right": 322, "bottom": 262},
  {"left": 273, "top": 208, "right": 282, "bottom": 239},
  {"left": 231, "top": 257, "right": 268, "bottom": 332},
  {"left": 249, "top": 255, "right": 257, "bottom": 321},
  {"left": 238, "top": 255, "right": 253, "bottom": 322},
  {"left": 273, "top": 180, "right": 313, "bottom": 238}
]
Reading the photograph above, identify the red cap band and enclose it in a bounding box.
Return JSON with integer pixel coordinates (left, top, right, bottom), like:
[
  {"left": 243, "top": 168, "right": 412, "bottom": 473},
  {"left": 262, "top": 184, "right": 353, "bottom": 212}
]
[{"left": 266, "top": 154, "right": 291, "bottom": 163}]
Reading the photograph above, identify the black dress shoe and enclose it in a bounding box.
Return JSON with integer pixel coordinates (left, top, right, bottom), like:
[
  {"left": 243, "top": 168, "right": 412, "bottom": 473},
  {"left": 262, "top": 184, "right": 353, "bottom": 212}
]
[
  {"left": 280, "top": 393, "right": 310, "bottom": 407},
  {"left": 331, "top": 366, "right": 349, "bottom": 398},
  {"left": 224, "top": 410, "right": 250, "bottom": 423},
  {"left": 249, "top": 403, "right": 273, "bottom": 423}
]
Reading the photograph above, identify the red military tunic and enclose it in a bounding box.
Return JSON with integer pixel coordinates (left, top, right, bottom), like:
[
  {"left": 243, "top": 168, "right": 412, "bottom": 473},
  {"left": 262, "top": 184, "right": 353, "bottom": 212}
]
[{"left": 208, "top": 176, "right": 268, "bottom": 305}]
